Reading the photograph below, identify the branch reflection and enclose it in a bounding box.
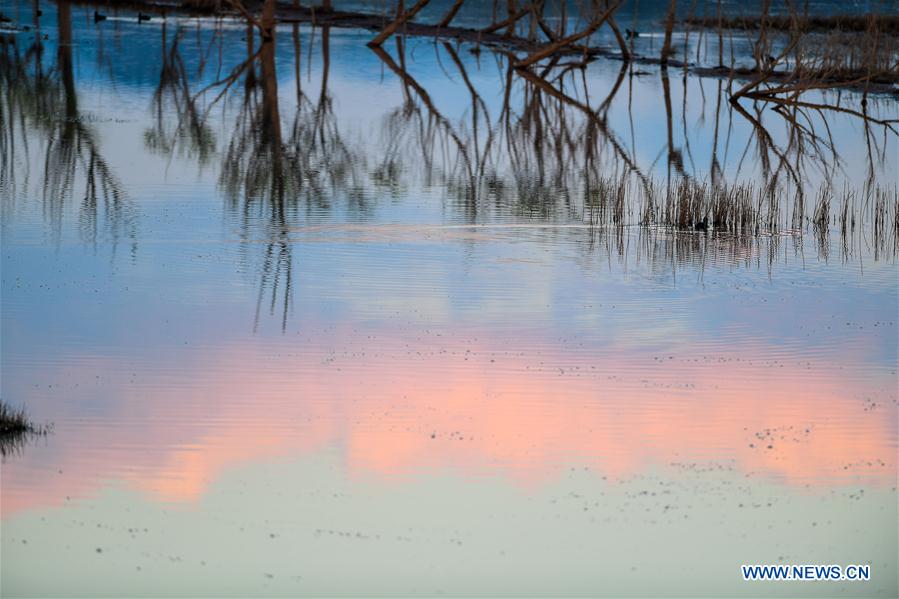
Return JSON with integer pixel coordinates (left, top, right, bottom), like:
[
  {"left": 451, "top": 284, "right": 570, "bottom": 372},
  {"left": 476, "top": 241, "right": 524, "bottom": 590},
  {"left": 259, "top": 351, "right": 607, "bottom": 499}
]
[{"left": 1, "top": 2, "right": 132, "bottom": 248}]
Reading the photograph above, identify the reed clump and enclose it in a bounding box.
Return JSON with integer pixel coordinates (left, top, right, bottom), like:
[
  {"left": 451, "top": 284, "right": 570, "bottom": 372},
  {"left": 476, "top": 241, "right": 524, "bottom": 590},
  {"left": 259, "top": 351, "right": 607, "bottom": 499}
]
[
  {"left": 0, "top": 400, "right": 49, "bottom": 458},
  {"left": 585, "top": 176, "right": 899, "bottom": 240},
  {"left": 0, "top": 401, "right": 37, "bottom": 436},
  {"left": 652, "top": 179, "right": 778, "bottom": 234},
  {"left": 873, "top": 186, "right": 899, "bottom": 240}
]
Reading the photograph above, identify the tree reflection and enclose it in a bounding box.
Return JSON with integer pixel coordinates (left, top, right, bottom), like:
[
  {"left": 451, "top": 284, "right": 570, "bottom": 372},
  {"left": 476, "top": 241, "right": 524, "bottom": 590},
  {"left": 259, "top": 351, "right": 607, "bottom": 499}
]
[
  {"left": 6, "top": 5, "right": 894, "bottom": 332},
  {"left": 160, "top": 15, "right": 893, "bottom": 327},
  {"left": 215, "top": 25, "right": 363, "bottom": 330},
  {"left": 0, "top": 2, "right": 131, "bottom": 248},
  {"left": 144, "top": 23, "right": 215, "bottom": 165}
]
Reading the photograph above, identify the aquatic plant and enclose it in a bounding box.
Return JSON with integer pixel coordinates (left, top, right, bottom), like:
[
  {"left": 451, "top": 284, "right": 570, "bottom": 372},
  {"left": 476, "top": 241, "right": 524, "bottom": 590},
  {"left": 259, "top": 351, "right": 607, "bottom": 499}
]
[
  {"left": 0, "top": 402, "right": 35, "bottom": 435},
  {"left": 0, "top": 400, "right": 49, "bottom": 459}
]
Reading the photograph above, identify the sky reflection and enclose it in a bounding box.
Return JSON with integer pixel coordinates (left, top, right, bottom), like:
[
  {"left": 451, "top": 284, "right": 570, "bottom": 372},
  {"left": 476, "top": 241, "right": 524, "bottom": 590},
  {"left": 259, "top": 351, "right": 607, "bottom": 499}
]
[
  {"left": 1, "top": 2, "right": 897, "bottom": 596},
  {"left": 3, "top": 317, "right": 895, "bottom": 517}
]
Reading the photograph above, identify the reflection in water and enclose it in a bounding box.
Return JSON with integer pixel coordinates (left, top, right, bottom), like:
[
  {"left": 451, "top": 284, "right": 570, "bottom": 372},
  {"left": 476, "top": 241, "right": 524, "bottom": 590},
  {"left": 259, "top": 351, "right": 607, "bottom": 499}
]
[
  {"left": 1, "top": 3, "right": 132, "bottom": 248},
  {"left": 148, "top": 22, "right": 368, "bottom": 328},
  {"left": 0, "top": 401, "right": 49, "bottom": 461},
  {"left": 2, "top": 330, "right": 895, "bottom": 513},
  {"left": 5, "top": 7, "right": 895, "bottom": 267},
  {"left": 218, "top": 27, "right": 296, "bottom": 330},
  {"left": 0, "top": 4, "right": 897, "bottom": 596},
  {"left": 108, "top": 14, "right": 895, "bottom": 330},
  {"left": 144, "top": 24, "right": 215, "bottom": 165}
]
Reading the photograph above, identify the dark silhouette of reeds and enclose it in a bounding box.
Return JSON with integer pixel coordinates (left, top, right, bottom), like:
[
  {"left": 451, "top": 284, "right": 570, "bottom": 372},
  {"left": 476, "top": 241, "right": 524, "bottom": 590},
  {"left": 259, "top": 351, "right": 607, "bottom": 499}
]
[
  {"left": 0, "top": 400, "right": 49, "bottom": 459},
  {"left": 0, "top": 402, "right": 35, "bottom": 435}
]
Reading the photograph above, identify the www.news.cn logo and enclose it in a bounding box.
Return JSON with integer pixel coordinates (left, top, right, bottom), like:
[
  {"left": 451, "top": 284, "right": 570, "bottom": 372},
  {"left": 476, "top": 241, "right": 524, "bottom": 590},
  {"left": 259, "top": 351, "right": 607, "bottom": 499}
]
[{"left": 742, "top": 564, "right": 871, "bottom": 581}]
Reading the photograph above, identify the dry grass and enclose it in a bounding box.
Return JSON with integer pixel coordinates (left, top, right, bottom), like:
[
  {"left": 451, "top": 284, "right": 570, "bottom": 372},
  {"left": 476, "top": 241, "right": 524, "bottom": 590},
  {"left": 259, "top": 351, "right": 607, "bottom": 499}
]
[{"left": 583, "top": 175, "right": 898, "bottom": 238}]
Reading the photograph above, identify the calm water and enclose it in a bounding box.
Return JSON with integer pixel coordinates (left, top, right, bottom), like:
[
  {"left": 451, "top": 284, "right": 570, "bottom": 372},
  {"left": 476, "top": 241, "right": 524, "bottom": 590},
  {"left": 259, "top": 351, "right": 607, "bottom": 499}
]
[{"left": 1, "top": 1, "right": 897, "bottom": 596}]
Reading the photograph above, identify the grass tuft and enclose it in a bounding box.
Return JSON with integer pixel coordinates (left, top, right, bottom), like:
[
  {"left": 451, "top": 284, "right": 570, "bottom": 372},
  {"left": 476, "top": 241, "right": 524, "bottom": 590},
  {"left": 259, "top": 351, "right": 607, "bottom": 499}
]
[
  {"left": 0, "top": 401, "right": 35, "bottom": 435},
  {"left": 0, "top": 400, "right": 49, "bottom": 458}
]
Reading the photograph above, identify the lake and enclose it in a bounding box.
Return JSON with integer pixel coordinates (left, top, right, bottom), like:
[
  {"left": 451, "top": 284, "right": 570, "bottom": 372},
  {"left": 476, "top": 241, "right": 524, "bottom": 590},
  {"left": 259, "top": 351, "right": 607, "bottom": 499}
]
[{"left": 1, "top": 1, "right": 897, "bottom": 596}]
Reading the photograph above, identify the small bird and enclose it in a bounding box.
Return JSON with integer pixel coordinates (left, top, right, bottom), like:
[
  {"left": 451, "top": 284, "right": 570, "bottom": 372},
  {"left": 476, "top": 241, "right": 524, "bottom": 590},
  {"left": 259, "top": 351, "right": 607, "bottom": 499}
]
[
  {"left": 35, "top": 9, "right": 42, "bottom": 17},
  {"left": 93, "top": 10, "right": 107, "bottom": 23},
  {"left": 694, "top": 216, "right": 709, "bottom": 232},
  {"left": 138, "top": 12, "right": 151, "bottom": 22},
  {"left": 625, "top": 28, "right": 640, "bottom": 39}
]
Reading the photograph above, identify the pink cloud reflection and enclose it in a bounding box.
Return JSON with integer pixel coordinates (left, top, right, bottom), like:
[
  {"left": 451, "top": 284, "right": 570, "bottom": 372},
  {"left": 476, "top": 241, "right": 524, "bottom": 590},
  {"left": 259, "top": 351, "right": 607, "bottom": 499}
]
[{"left": 2, "top": 329, "right": 895, "bottom": 517}]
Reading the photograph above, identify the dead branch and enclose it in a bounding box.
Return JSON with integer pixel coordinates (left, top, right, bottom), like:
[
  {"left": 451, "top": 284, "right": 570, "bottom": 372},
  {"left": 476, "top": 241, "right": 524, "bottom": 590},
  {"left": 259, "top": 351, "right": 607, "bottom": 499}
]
[
  {"left": 514, "top": 0, "right": 622, "bottom": 68},
  {"left": 368, "top": 0, "right": 431, "bottom": 47}
]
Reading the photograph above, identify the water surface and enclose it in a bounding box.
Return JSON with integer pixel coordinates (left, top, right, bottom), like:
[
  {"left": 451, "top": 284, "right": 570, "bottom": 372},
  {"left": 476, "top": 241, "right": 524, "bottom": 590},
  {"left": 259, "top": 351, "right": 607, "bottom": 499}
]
[{"left": 1, "top": 2, "right": 897, "bottom": 596}]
